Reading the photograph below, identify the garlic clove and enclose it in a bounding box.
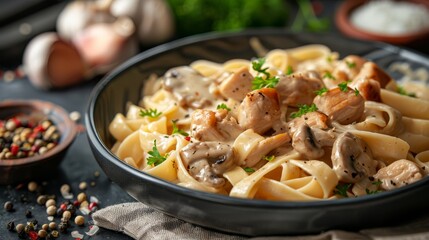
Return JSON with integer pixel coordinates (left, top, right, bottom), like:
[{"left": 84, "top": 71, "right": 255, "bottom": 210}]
[
  {"left": 23, "top": 32, "right": 88, "bottom": 90},
  {"left": 57, "top": 1, "right": 114, "bottom": 40},
  {"left": 72, "top": 17, "right": 138, "bottom": 73},
  {"left": 137, "top": 0, "right": 175, "bottom": 45}
]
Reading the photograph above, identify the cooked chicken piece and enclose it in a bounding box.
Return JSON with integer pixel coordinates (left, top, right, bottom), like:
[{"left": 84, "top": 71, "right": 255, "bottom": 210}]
[
  {"left": 275, "top": 71, "right": 324, "bottom": 107},
  {"left": 162, "top": 66, "right": 216, "bottom": 108},
  {"left": 191, "top": 109, "right": 242, "bottom": 142},
  {"left": 237, "top": 88, "right": 281, "bottom": 135},
  {"left": 374, "top": 159, "right": 422, "bottom": 190},
  {"left": 354, "top": 62, "right": 392, "bottom": 88},
  {"left": 180, "top": 141, "right": 235, "bottom": 187},
  {"left": 332, "top": 55, "right": 366, "bottom": 82},
  {"left": 219, "top": 67, "right": 254, "bottom": 101},
  {"left": 313, "top": 87, "right": 365, "bottom": 125},
  {"left": 244, "top": 133, "right": 291, "bottom": 167},
  {"left": 331, "top": 132, "right": 378, "bottom": 183},
  {"left": 349, "top": 77, "right": 381, "bottom": 102}
]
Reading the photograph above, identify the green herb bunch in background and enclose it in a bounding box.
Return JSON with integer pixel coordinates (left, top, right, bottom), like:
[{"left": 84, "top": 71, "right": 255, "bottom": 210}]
[{"left": 167, "top": 0, "right": 290, "bottom": 37}]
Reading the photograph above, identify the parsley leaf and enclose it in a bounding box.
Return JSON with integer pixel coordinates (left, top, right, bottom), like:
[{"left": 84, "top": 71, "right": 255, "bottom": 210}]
[
  {"left": 243, "top": 167, "right": 255, "bottom": 173},
  {"left": 354, "top": 88, "right": 360, "bottom": 96},
  {"left": 345, "top": 60, "right": 356, "bottom": 68},
  {"left": 251, "top": 58, "right": 279, "bottom": 90},
  {"left": 140, "top": 109, "right": 162, "bottom": 118},
  {"left": 334, "top": 183, "right": 351, "bottom": 198},
  {"left": 290, "top": 104, "right": 318, "bottom": 118},
  {"left": 172, "top": 120, "right": 188, "bottom": 136},
  {"left": 315, "top": 87, "right": 328, "bottom": 96},
  {"left": 286, "top": 65, "right": 294, "bottom": 75},
  {"left": 323, "top": 71, "right": 336, "bottom": 80},
  {"left": 372, "top": 179, "right": 382, "bottom": 186},
  {"left": 147, "top": 140, "right": 167, "bottom": 166},
  {"left": 337, "top": 82, "right": 349, "bottom": 92},
  {"left": 264, "top": 155, "right": 275, "bottom": 162},
  {"left": 366, "top": 189, "right": 382, "bottom": 195},
  {"left": 217, "top": 103, "right": 231, "bottom": 111},
  {"left": 397, "top": 86, "right": 416, "bottom": 97}
]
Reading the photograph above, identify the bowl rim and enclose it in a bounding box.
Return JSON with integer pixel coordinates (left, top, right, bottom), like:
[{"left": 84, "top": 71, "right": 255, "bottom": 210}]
[
  {"left": 86, "top": 29, "right": 429, "bottom": 209},
  {"left": 335, "top": 0, "right": 429, "bottom": 45},
  {"left": 0, "top": 99, "right": 77, "bottom": 166}
]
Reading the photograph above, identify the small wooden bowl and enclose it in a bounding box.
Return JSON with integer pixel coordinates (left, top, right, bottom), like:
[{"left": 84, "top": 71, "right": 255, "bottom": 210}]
[
  {"left": 336, "top": 0, "right": 429, "bottom": 45},
  {"left": 0, "top": 99, "right": 77, "bottom": 185}
]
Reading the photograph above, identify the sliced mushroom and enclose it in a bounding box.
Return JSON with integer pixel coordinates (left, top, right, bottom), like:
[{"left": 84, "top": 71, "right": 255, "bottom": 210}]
[
  {"left": 374, "top": 159, "right": 422, "bottom": 190},
  {"left": 354, "top": 62, "right": 392, "bottom": 88},
  {"left": 331, "top": 132, "right": 378, "bottom": 183},
  {"left": 313, "top": 87, "right": 365, "bottom": 125},
  {"left": 291, "top": 124, "right": 324, "bottom": 159},
  {"left": 162, "top": 66, "right": 216, "bottom": 108},
  {"left": 191, "top": 109, "right": 242, "bottom": 142},
  {"left": 237, "top": 88, "right": 281, "bottom": 135},
  {"left": 180, "top": 141, "right": 234, "bottom": 187},
  {"left": 219, "top": 66, "right": 254, "bottom": 101},
  {"left": 275, "top": 71, "right": 324, "bottom": 107}
]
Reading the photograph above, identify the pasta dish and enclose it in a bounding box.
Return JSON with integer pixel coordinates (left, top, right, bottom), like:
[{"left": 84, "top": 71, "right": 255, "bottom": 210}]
[{"left": 108, "top": 44, "right": 429, "bottom": 201}]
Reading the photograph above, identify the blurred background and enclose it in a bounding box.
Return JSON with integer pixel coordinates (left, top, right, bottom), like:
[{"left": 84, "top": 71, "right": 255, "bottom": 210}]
[{"left": 0, "top": 0, "right": 428, "bottom": 88}]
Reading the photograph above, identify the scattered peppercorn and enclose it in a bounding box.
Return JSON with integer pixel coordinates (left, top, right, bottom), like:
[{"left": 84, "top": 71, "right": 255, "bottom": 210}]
[
  {"left": 16, "top": 223, "right": 25, "bottom": 233},
  {"left": 94, "top": 171, "right": 100, "bottom": 178},
  {"left": 24, "top": 223, "right": 34, "bottom": 233},
  {"left": 66, "top": 204, "right": 76, "bottom": 215},
  {"left": 56, "top": 207, "right": 64, "bottom": 217},
  {"left": 45, "top": 199, "right": 56, "bottom": 208},
  {"left": 51, "top": 230, "right": 60, "bottom": 237},
  {"left": 74, "top": 215, "right": 85, "bottom": 226},
  {"left": 42, "top": 223, "right": 49, "bottom": 231},
  {"left": 79, "top": 181, "right": 87, "bottom": 190},
  {"left": 37, "top": 195, "right": 48, "bottom": 205},
  {"left": 6, "top": 221, "right": 14, "bottom": 231},
  {"left": 25, "top": 209, "right": 32, "bottom": 218},
  {"left": 62, "top": 210, "right": 71, "bottom": 221},
  {"left": 60, "top": 184, "right": 70, "bottom": 194},
  {"left": 30, "top": 219, "right": 38, "bottom": 226},
  {"left": 77, "top": 192, "right": 86, "bottom": 203},
  {"left": 58, "top": 223, "right": 67, "bottom": 233},
  {"left": 4, "top": 201, "right": 13, "bottom": 211},
  {"left": 38, "top": 229, "right": 48, "bottom": 238},
  {"left": 48, "top": 222, "right": 56, "bottom": 230},
  {"left": 28, "top": 181, "right": 38, "bottom": 192},
  {"left": 46, "top": 205, "right": 56, "bottom": 216}
]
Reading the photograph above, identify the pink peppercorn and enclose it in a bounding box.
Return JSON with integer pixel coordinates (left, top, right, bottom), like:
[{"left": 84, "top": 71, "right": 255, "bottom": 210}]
[
  {"left": 88, "top": 202, "right": 98, "bottom": 211},
  {"left": 28, "top": 231, "right": 38, "bottom": 240}
]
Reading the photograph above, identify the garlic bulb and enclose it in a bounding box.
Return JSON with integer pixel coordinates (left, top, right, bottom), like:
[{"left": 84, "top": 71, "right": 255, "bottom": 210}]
[{"left": 23, "top": 32, "right": 87, "bottom": 90}]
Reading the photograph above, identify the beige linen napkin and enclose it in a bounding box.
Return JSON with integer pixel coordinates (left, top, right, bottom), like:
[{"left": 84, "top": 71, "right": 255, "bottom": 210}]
[{"left": 92, "top": 202, "right": 429, "bottom": 240}]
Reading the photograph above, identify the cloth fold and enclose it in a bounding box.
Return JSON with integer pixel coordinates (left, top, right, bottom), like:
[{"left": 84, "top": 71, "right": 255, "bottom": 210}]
[{"left": 92, "top": 202, "right": 429, "bottom": 240}]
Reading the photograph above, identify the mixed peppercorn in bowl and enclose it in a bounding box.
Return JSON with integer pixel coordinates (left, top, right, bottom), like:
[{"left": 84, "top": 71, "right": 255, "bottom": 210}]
[{"left": 0, "top": 99, "right": 77, "bottom": 185}]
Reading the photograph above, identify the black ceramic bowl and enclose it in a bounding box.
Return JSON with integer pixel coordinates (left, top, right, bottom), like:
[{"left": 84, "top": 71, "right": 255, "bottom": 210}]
[{"left": 86, "top": 29, "right": 429, "bottom": 236}]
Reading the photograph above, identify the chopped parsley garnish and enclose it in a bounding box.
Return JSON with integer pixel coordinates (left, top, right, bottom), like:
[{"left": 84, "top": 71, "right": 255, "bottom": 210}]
[
  {"left": 345, "top": 60, "right": 356, "bottom": 68},
  {"left": 264, "top": 155, "right": 275, "bottom": 162},
  {"left": 323, "top": 71, "right": 336, "bottom": 80},
  {"left": 354, "top": 88, "right": 360, "bottom": 96},
  {"left": 290, "top": 104, "right": 318, "bottom": 118},
  {"left": 326, "top": 55, "right": 333, "bottom": 63},
  {"left": 397, "top": 86, "right": 416, "bottom": 97},
  {"left": 372, "top": 179, "right": 382, "bottom": 186},
  {"left": 243, "top": 167, "right": 255, "bottom": 173},
  {"left": 315, "top": 87, "right": 328, "bottom": 96},
  {"left": 286, "top": 65, "right": 294, "bottom": 75},
  {"left": 217, "top": 103, "right": 231, "bottom": 111},
  {"left": 140, "top": 108, "right": 162, "bottom": 118},
  {"left": 366, "top": 189, "right": 382, "bottom": 195},
  {"left": 147, "top": 140, "right": 167, "bottom": 166},
  {"left": 334, "top": 183, "right": 351, "bottom": 198},
  {"left": 337, "top": 82, "right": 349, "bottom": 92},
  {"left": 251, "top": 58, "right": 279, "bottom": 90},
  {"left": 172, "top": 120, "right": 188, "bottom": 136}
]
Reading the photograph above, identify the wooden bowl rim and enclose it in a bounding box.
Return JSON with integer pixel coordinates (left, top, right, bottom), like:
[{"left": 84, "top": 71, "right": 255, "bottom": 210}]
[
  {"left": 335, "top": 0, "right": 429, "bottom": 45},
  {"left": 0, "top": 99, "right": 77, "bottom": 166}
]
